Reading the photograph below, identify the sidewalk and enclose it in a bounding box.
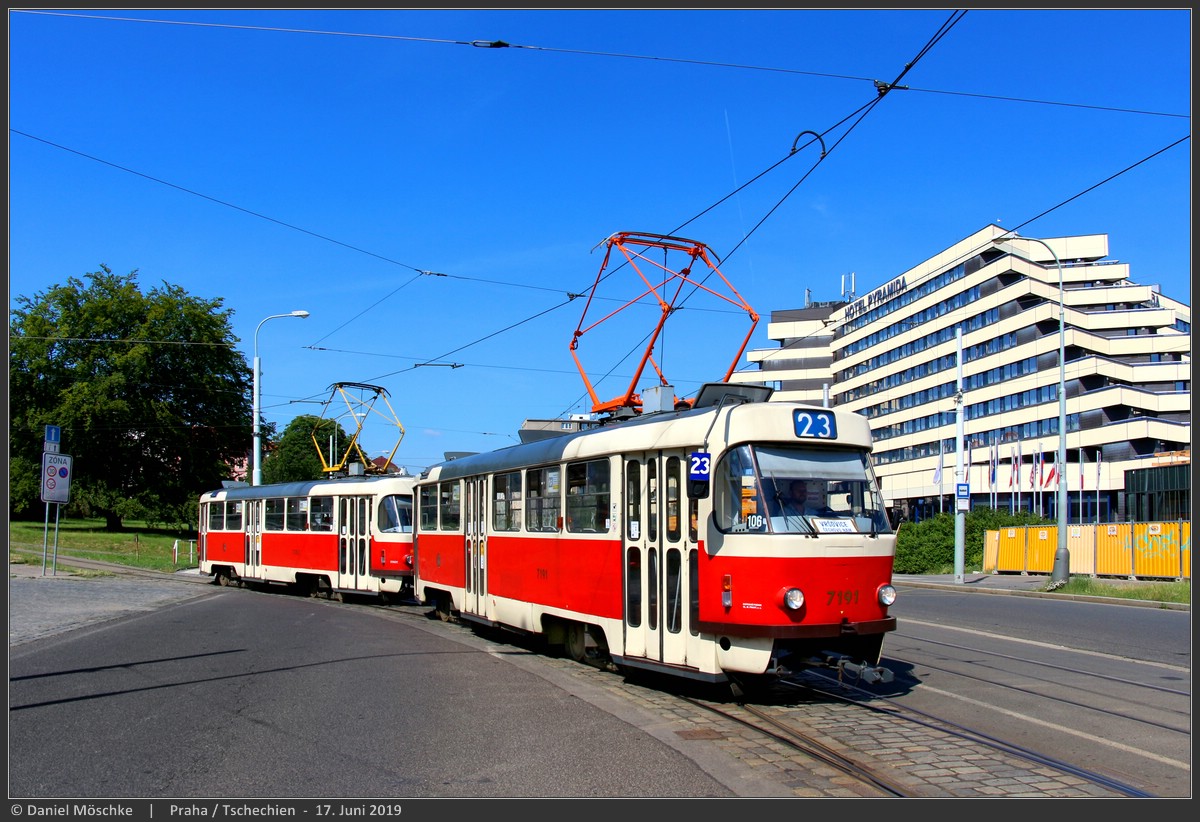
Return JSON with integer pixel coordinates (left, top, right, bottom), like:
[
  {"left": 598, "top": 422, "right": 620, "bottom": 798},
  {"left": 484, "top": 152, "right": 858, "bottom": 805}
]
[
  {"left": 893, "top": 571, "right": 1190, "bottom": 610},
  {"left": 893, "top": 571, "right": 1052, "bottom": 592}
]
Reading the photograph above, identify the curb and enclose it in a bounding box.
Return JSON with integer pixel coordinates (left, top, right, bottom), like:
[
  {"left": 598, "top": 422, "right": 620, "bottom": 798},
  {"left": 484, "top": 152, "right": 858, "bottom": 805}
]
[{"left": 896, "top": 578, "right": 1190, "bottom": 611}]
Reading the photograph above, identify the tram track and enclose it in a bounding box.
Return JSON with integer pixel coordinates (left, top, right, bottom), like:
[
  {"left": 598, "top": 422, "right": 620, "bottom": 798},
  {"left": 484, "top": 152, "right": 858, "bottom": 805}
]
[
  {"left": 892, "top": 634, "right": 1192, "bottom": 697},
  {"left": 779, "top": 670, "right": 1156, "bottom": 797},
  {"left": 356, "top": 591, "right": 1155, "bottom": 798},
  {"left": 675, "top": 693, "right": 912, "bottom": 796},
  {"left": 20, "top": 558, "right": 1174, "bottom": 797},
  {"left": 885, "top": 653, "right": 1190, "bottom": 734}
]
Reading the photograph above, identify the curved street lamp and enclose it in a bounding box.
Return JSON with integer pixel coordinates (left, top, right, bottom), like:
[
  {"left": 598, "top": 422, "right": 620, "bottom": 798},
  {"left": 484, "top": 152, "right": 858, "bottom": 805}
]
[
  {"left": 994, "top": 233, "right": 1069, "bottom": 587},
  {"left": 252, "top": 310, "right": 310, "bottom": 486}
]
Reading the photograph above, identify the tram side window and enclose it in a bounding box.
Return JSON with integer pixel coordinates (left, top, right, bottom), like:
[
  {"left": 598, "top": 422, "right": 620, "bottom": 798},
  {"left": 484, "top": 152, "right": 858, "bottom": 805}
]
[
  {"left": 665, "top": 548, "right": 682, "bottom": 634},
  {"left": 625, "top": 460, "right": 641, "bottom": 541},
  {"left": 226, "top": 501, "right": 243, "bottom": 531},
  {"left": 526, "top": 466, "right": 562, "bottom": 532},
  {"left": 666, "top": 456, "right": 681, "bottom": 542},
  {"left": 439, "top": 481, "right": 461, "bottom": 531},
  {"left": 626, "top": 546, "right": 641, "bottom": 628},
  {"left": 688, "top": 548, "right": 699, "bottom": 637},
  {"left": 285, "top": 497, "right": 308, "bottom": 531},
  {"left": 647, "top": 459, "right": 659, "bottom": 542},
  {"left": 713, "top": 445, "right": 766, "bottom": 533},
  {"left": 264, "top": 498, "right": 286, "bottom": 531},
  {"left": 310, "top": 497, "right": 334, "bottom": 531},
  {"left": 566, "top": 458, "right": 610, "bottom": 533},
  {"left": 206, "top": 502, "right": 224, "bottom": 531},
  {"left": 378, "top": 494, "right": 412, "bottom": 533},
  {"left": 418, "top": 486, "right": 439, "bottom": 531},
  {"left": 493, "top": 471, "right": 522, "bottom": 532}
]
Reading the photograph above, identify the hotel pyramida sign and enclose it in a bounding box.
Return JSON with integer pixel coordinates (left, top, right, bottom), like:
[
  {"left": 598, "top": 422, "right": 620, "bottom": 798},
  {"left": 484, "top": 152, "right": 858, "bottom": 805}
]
[{"left": 843, "top": 275, "right": 907, "bottom": 321}]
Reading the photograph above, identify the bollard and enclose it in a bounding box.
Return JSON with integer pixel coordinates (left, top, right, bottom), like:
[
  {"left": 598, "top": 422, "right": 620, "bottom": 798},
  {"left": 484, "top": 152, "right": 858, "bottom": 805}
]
[{"left": 173, "top": 539, "right": 179, "bottom": 564}]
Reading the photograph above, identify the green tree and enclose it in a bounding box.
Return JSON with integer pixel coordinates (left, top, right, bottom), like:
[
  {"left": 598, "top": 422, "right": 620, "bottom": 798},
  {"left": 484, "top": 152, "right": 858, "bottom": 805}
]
[
  {"left": 9, "top": 266, "right": 252, "bottom": 529},
  {"left": 262, "top": 414, "right": 354, "bottom": 484}
]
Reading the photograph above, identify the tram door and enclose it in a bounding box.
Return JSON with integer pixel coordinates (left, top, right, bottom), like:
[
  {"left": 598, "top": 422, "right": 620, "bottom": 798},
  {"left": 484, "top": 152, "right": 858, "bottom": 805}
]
[
  {"left": 337, "top": 496, "right": 370, "bottom": 591},
  {"left": 244, "top": 499, "right": 263, "bottom": 579},
  {"left": 462, "top": 477, "right": 488, "bottom": 617},
  {"left": 623, "top": 452, "right": 689, "bottom": 667}
]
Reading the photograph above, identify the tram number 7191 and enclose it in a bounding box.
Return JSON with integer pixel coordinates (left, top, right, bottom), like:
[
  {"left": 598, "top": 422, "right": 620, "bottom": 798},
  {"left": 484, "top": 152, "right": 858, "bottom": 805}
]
[{"left": 827, "top": 589, "right": 860, "bottom": 606}]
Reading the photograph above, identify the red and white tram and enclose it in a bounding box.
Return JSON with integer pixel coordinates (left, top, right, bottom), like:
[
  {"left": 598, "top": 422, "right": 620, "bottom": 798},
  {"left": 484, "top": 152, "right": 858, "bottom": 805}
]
[
  {"left": 413, "top": 383, "right": 897, "bottom": 688},
  {"left": 198, "top": 473, "right": 416, "bottom": 600}
]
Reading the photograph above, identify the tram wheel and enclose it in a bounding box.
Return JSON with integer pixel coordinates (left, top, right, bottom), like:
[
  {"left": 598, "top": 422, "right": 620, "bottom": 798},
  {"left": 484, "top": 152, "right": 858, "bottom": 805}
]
[
  {"left": 214, "top": 570, "right": 229, "bottom": 587},
  {"left": 565, "top": 622, "right": 587, "bottom": 663},
  {"left": 435, "top": 594, "right": 453, "bottom": 622}
]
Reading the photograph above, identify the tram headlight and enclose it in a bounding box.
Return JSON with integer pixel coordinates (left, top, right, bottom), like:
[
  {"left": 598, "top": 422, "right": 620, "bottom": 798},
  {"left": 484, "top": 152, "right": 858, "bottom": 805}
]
[
  {"left": 877, "top": 584, "right": 897, "bottom": 607},
  {"left": 783, "top": 587, "right": 804, "bottom": 610}
]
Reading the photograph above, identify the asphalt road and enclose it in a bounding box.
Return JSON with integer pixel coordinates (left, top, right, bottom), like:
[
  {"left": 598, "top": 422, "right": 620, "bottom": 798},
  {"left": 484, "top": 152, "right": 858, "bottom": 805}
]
[{"left": 9, "top": 580, "right": 767, "bottom": 799}]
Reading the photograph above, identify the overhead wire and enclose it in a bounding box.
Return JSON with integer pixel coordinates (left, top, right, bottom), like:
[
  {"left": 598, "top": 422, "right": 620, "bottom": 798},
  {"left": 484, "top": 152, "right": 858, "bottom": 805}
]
[
  {"left": 12, "top": 10, "right": 1188, "bottom": 119},
  {"left": 663, "top": 10, "right": 968, "bottom": 315},
  {"left": 11, "top": 9, "right": 1188, "bottom": 434}
]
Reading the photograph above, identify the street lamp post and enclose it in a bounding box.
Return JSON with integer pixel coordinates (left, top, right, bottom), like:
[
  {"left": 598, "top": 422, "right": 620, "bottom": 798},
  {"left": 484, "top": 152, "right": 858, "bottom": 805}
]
[
  {"left": 252, "top": 310, "right": 310, "bottom": 486},
  {"left": 954, "top": 327, "right": 965, "bottom": 585},
  {"left": 994, "top": 233, "right": 1069, "bottom": 586}
]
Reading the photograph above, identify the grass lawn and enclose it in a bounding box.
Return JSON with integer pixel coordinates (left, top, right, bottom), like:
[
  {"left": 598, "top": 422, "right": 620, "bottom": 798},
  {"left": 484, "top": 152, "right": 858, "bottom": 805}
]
[{"left": 9, "top": 517, "right": 198, "bottom": 573}]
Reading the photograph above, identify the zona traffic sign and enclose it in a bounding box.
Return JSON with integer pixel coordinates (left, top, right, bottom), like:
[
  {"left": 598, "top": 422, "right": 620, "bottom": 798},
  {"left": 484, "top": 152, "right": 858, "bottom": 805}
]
[{"left": 41, "top": 452, "right": 72, "bottom": 504}]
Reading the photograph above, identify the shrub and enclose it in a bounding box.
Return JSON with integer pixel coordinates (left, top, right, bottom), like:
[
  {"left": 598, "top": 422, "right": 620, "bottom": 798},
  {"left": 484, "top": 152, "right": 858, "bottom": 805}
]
[{"left": 895, "top": 508, "right": 1052, "bottom": 573}]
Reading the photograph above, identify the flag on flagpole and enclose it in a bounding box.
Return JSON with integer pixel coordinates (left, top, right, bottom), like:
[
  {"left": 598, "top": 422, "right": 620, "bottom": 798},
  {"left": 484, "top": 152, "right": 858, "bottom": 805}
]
[
  {"left": 1079, "top": 448, "right": 1086, "bottom": 490},
  {"left": 989, "top": 442, "right": 997, "bottom": 489},
  {"left": 1096, "top": 449, "right": 1102, "bottom": 486},
  {"left": 1010, "top": 445, "right": 1017, "bottom": 488},
  {"left": 1043, "top": 458, "right": 1058, "bottom": 489},
  {"left": 933, "top": 440, "right": 943, "bottom": 485},
  {"left": 1030, "top": 448, "right": 1038, "bottom": 489}
]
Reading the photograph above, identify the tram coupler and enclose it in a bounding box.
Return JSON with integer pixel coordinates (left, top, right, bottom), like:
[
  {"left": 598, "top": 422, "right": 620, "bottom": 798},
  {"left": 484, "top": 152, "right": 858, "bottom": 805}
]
[
  {"left": 817, "top": 652, "right": 894, "bottom": 685},
  {"left": 837, "top": 658, "right": 893, "bottom": 684}
]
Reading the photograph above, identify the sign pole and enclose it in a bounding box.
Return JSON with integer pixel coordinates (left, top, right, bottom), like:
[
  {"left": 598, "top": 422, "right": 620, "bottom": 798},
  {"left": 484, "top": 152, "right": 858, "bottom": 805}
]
[
  {"left": 51, "top": 503, "right": 62, "bottom": 575},
  {"left": 39, "top": 425, "right": 68, "bottom": 576},
  {"left": 42, "top": 500, "right": 50, "bottom": 576}
]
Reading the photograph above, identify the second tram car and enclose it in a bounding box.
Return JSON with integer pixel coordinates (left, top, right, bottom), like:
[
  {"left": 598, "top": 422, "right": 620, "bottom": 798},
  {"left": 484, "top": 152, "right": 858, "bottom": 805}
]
[
  {"left": 413, "top": 383, "right": 897, "bottom": 687},
  {"left": 198, "top": 473, "right": 417, "bottom": 600}
]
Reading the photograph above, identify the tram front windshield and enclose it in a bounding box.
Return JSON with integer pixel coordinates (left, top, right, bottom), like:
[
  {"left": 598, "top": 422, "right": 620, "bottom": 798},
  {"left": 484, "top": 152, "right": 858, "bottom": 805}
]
[{"left": 714, "top": 444, "right": 892, "bottom": 535}]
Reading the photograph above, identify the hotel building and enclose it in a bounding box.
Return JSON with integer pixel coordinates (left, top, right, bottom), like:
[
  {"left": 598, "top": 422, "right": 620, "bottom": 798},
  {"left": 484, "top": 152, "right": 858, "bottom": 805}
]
[{"left": 730, "top": 224, "right": 1191, "bottom": 523}]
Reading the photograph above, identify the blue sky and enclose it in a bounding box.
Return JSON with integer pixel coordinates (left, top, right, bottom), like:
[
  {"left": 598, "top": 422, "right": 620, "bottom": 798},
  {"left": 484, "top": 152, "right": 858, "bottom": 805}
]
[{"left": 9, "top": 8, "right": 1192, "bottom": 475}]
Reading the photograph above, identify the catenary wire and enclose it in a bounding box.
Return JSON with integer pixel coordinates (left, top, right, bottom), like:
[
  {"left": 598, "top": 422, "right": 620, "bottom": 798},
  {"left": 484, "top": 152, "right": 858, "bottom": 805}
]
[
  {"left": 12, "top": 10, "right": 1188, "bottom": 119},
  {"left": 10, "top": 10, "right": 1186, "bottom": 435}
]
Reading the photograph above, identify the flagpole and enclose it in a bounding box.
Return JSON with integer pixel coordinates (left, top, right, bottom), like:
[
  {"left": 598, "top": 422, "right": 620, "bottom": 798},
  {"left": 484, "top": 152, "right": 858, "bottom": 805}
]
[
  {"left": 1078, "top": 447, "right": 1084, "bottom": 526},
  {"left": 953, "top": 327, "right": 964, "bottom": 584},
  {"left": 1016, "top": 440, "right": 1022, "bottom": 514},
  {"left": 1036, "top": 443, "right": 1043, "bottom": 517},
  {"left": 936, "top": 438, "right": 944, "bottom": 515},
  {"left": 1010, "top": 445, "right": 1015, "bottom": 514}
]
